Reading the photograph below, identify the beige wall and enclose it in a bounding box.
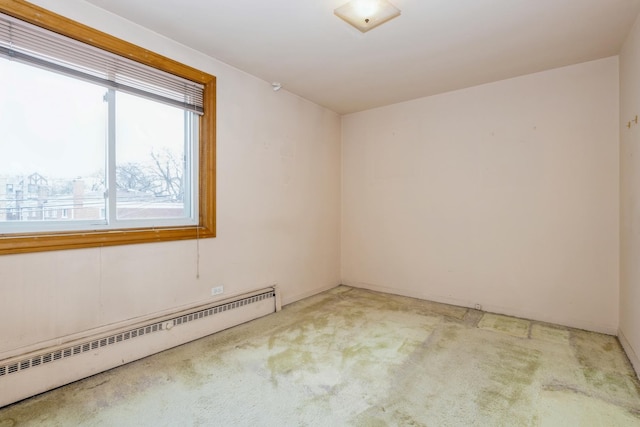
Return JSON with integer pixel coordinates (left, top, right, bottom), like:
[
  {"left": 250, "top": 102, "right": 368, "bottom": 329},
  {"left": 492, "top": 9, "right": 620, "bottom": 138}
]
[
  {"left": 620, "top": 13, "right": 640, "bottom": 373},
  {"left": 0, "top": 0, "right": 342, "bottom": 355},
  {"left": 342, "top": 57, "right": 620, "bottom": 334}
]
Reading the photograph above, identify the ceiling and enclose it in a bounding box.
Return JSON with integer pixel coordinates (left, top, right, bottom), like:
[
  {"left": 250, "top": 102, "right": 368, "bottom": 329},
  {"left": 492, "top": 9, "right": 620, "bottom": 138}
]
[{"left": 85, "top": 0, "right": 640, "bottom": 115}]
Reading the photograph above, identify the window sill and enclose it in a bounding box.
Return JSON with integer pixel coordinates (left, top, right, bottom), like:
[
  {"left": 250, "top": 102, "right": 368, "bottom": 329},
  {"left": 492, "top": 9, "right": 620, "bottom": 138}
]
[{"left": 0, "top": 225, "right": 215, "bottom": 255}]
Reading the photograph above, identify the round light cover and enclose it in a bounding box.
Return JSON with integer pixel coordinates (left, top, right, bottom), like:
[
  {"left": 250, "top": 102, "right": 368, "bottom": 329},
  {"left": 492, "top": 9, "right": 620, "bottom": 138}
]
[{"left": 334, "top": 0, "right": 401, "bottom": 33}]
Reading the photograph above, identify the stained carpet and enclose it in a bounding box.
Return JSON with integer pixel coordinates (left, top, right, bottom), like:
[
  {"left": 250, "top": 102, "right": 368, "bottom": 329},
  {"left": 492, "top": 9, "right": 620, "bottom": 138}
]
[{"left": 1, "top": 286, "right": 639, "bottom": 426}]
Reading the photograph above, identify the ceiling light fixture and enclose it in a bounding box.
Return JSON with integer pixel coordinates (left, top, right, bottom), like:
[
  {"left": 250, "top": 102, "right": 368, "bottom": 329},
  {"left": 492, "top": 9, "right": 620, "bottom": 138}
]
[{"left": 334, "top": 0, "right": 401, "bottom": 33}]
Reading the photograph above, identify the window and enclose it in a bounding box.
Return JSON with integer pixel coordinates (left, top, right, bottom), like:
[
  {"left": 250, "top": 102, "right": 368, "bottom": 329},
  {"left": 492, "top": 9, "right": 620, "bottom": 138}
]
[{"left": 0, "top": 2, "right": 215, "bottom": 255}]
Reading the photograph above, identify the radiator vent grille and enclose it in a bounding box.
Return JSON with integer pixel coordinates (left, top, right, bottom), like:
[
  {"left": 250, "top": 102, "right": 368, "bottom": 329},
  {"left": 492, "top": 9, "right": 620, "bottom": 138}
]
[{"left": 0, "top": 290, "right": 275, "bottom": 378}]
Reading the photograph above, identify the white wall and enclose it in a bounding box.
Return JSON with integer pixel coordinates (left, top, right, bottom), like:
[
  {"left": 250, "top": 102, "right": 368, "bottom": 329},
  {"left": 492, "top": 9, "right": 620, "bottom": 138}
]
[
  {"left": 0, "top": 0, "right": 341, "bottom": 356},
  {"left": 620, "top": 13, "right": 640, "bottom": 374},
  {"left": 342, "top": 58, "right": 620, "bottom": 334}
]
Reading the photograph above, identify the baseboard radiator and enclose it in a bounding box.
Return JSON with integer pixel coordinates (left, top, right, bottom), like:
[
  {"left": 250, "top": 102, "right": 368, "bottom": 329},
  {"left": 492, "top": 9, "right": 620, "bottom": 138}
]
[{"left": 0, "top": 286, "right": 281, "bottom": 408}]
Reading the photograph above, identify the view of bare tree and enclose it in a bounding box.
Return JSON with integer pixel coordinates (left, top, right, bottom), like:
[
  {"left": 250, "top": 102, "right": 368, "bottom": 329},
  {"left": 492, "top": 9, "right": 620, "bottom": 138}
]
[
  {"left": 116, "top": 163, "right": 154, "bottom": 194},
  {"left": 149, "top": 148, "right": 184, "bottom": 201},
  {"left": 87, "top": 149, "right": 184, "bottom": 201}
]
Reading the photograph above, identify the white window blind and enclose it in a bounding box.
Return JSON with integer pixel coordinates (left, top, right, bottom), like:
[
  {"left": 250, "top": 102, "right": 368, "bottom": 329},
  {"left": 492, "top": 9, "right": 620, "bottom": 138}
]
[{"left": 0, "top": 12, "right": 204, "bottom": 115}]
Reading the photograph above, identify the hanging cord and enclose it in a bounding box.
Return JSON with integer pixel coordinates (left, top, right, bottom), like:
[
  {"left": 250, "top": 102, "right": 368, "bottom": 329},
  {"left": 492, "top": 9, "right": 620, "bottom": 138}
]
[{"left": 196, "top": 226, "right": 200, "bottom": 279}]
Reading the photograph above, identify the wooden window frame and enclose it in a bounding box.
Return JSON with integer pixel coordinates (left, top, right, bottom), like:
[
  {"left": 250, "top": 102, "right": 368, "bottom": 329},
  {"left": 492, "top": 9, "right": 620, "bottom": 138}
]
[{"left": 0, "top": 0, "right": 216, "bottom": 255}]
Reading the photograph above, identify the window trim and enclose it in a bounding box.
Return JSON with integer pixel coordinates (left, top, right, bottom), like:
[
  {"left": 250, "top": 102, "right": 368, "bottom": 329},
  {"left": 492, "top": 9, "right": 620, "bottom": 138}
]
[{"left": 0, "top": 0, "right": 216, "bottom": 255}]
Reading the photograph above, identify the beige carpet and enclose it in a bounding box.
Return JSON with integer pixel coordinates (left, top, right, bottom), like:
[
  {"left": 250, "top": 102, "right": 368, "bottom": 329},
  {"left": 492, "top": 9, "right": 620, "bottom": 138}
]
[{"left": 1, "top": 286, "right": 639, "bottom": 426}]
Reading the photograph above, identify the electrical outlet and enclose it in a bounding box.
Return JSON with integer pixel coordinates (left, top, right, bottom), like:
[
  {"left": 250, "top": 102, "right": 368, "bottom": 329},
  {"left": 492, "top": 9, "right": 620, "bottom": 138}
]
[
  {"left": 474, "top": 304, "right": 482, "bottom": 311},
  {"left": 211, "top": 286, "right": 224, "bottom": 296}
]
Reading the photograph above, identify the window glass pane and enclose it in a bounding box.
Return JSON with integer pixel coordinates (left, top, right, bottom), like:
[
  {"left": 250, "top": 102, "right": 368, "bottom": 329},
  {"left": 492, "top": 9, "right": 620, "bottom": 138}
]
[
  {"left": 115, "top": 91, "right": 189, "bottom": 221},
  {"left": 0, "top": 59, "right": 106, "bottom": 226}
]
